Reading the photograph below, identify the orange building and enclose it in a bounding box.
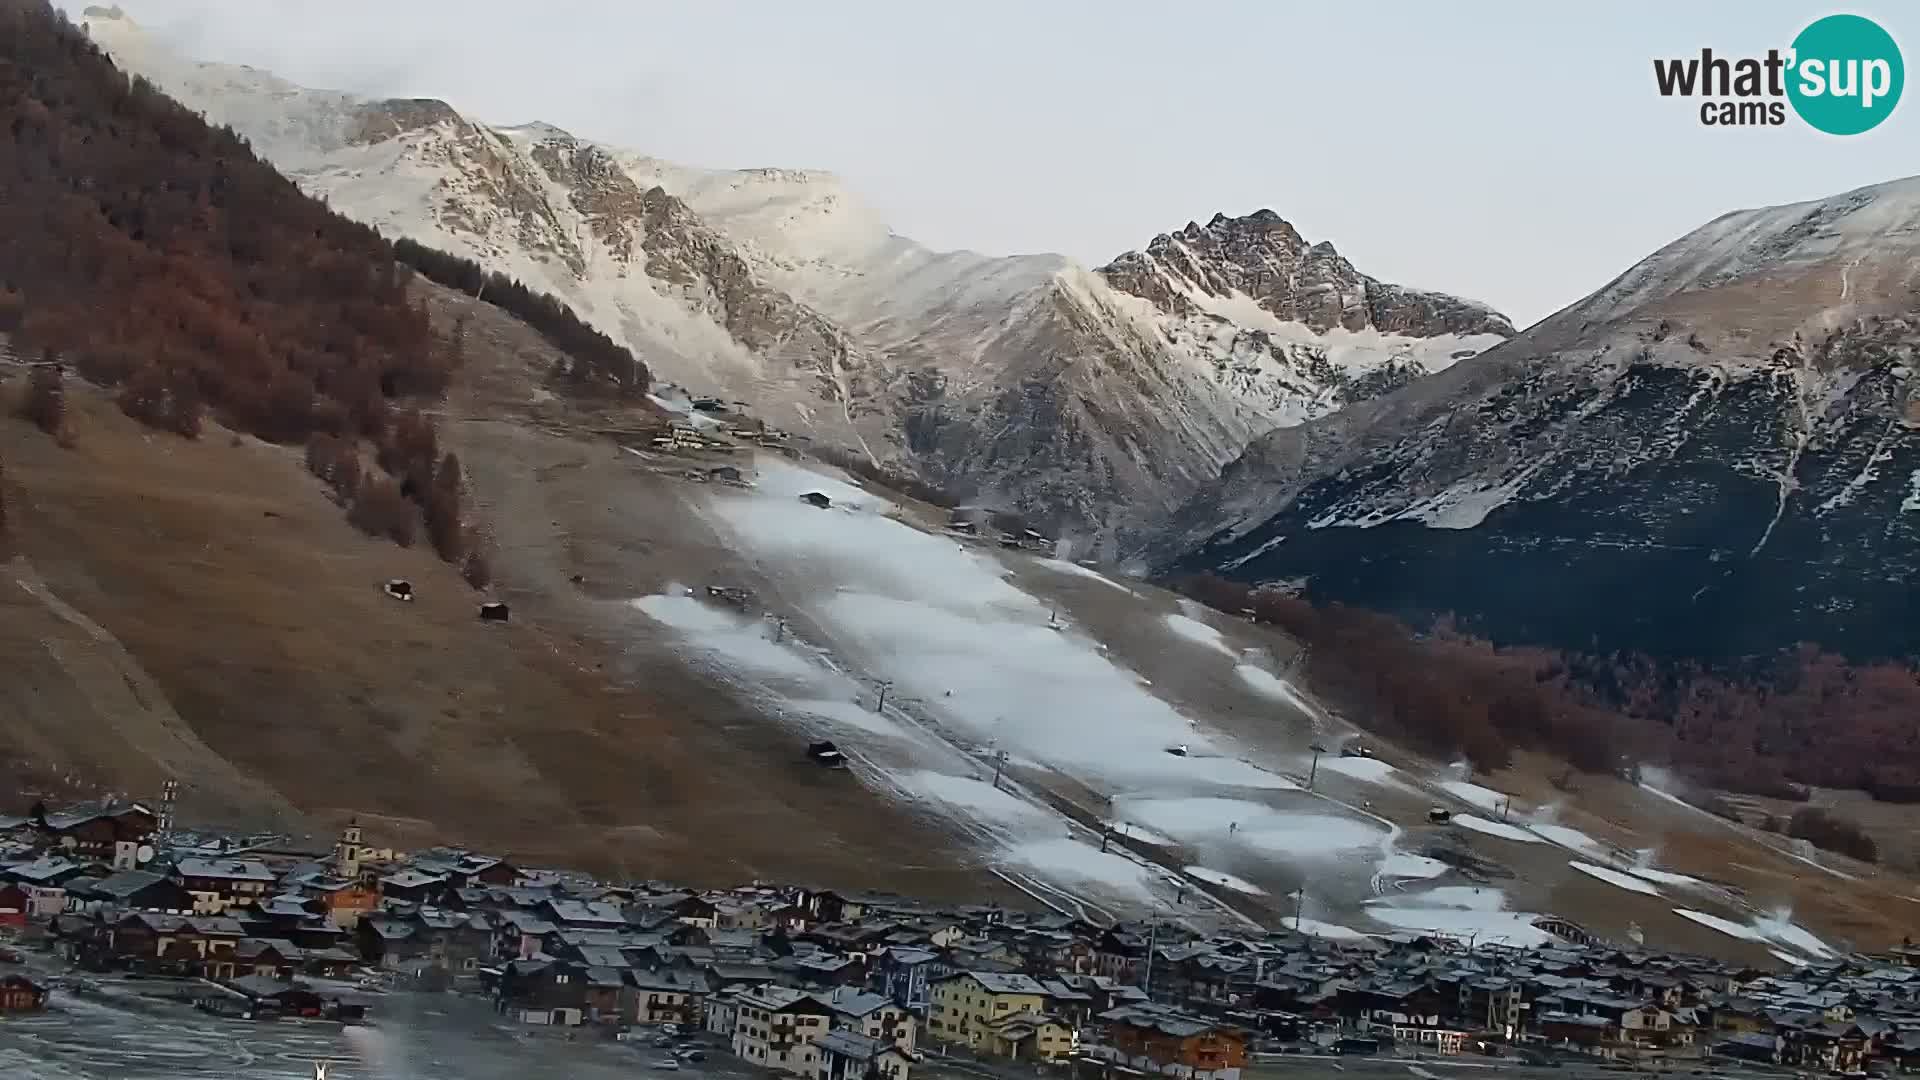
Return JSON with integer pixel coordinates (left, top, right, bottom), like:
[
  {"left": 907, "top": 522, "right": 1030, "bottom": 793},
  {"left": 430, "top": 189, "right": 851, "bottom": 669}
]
[
  {"left": 1096, "top": 1004, "right": 1248, "bottom": 1079},
  {"left": 320, "top": 881, "right": 382, "bottom": 929}
]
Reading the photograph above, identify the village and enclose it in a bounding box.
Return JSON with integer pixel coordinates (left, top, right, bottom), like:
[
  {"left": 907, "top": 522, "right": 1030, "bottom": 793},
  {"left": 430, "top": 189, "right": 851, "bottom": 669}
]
[{"left": 2, "top": 798, "right": 1920, "bottom": 1080}]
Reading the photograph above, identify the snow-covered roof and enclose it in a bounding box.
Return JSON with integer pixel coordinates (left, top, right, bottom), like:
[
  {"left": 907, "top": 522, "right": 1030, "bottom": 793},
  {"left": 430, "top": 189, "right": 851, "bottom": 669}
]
[
  {"left": 822, "top": 989, "right": 893, "bottom": 1017},
  {"left": 945, "top": 970, "right": 1048, "bottom": 996},
  {"left": 378, "top": 869, "right": 447, "bottom": 890},
  {"left": 735, "top": 984, "right": 825, "bottom": 1012},
  {"left": 177, "top": 858, "right": 277, "bottom": 882}
]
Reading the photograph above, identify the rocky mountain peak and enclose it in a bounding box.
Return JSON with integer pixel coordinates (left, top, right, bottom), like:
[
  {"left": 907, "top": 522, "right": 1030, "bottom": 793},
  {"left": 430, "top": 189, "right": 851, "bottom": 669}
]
[
  {"left": 1099, "top": 210, "right": 1512, "bottom": 340},
  {"left": 1174, "top": 209, "right": 1308, "bottom": 254},
  {"left": 351, "top": 97, "right": 463, "bottom": 144}
]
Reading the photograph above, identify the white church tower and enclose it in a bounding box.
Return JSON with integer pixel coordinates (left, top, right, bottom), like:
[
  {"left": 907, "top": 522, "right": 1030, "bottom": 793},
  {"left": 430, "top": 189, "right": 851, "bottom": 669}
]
[{"left": 332, "top": 818, "right": 363, "bottom": 880}]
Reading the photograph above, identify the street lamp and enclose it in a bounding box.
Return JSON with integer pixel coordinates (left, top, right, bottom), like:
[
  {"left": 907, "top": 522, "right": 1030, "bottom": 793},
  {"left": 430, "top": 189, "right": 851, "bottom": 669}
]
[{"left": 1308, "top": 743, "right": 1328, "bottom": 789}]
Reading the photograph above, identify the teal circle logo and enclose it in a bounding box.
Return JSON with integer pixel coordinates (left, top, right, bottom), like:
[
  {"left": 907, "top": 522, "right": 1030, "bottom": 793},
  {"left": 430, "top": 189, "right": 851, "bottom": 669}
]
[{"left": 1787, "top": 14, "right": 1904, "bottom": 135}]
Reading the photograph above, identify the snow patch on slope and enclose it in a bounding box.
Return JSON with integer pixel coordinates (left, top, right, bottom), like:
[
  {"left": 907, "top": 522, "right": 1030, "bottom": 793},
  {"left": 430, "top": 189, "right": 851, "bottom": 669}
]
[
  {"left": 1379, "top": 852, "right": 1450, "bottom": 880},
  {"left": 1186, "top": 866, "right": 1267, "bottom": 895},
  {"left": 1365, "top": 886, "right": 1555, "bottom": 946},
  {"left": 1032, "top": 558, "right": 1137, "bottom": 594},
  {"left": 1440, "top": 780, "right": 1511, "bottom": 813},
  {"left": 1674, "top": 907, "right": 1837, "bottom": 958},
  {"left": 1284, "top": 915, "right": 1368, "bottom": 940},
  {"left": 1454, "top": 815, "right": 1546, "bottom": 844},
  {"left": 1121, "top": 798, "right": 1381, "bottom": 857},
  {"left": 1163, "top": 613, "right": 1235, "bottom": 656},
  {"left": 1530, "top": 823, "right": 1608, "bottom": 856},
  {"left": 1626, "top": 866, "right": 1703, "bottom": 888},
  {"left": 905, "top": 771, "right": 1053, "bottom": 830},
  {"left": 1317, "top": 756, "right": 1401, "bottom": 784},
  {"left": 1569, "top": 861, "right": 1661, "bottom": 897},
  {"left": 1010, "top": 839, "right": 1160, "bottom": 900},
  {"left": 1233, "top": 665, "right": 1321, "bottom": 720}
]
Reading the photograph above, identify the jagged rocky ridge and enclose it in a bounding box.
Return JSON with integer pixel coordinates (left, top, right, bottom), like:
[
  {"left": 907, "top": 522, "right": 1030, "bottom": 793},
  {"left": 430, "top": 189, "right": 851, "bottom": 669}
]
[
  {"left": 1101, "top": 210, "right": 1512, "bottom": 337},
  {"left": 78, "top": 6, "right": 1508, "bottom": 546},
  {"left": 1162, "top": 177, "right": 1920, "bottom": 662}
]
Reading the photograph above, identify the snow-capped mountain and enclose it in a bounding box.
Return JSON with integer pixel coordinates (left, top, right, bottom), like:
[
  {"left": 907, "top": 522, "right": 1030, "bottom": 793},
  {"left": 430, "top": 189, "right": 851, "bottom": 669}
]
[
  {"left": 1162, "top": 176, "right": 1920, "bottom": 662},
  {"left": 78, "top": 5, "right": 1508, "bottom": 545},
  {"left": 1100, "top": 210, "right": 1511, "bottom": 425}
]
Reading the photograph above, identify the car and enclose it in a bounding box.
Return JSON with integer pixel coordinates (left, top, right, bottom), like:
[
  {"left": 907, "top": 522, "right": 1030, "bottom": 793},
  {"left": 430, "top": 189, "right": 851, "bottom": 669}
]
[
  {"left": 677, "top": 1050, "right": 706, "bottom": 1062},
  {"left": 653, "top": 1036, "right": 675, "bottom": 1048},
  {"left": 807, "top": 740, "right": 849, "bottom": 768},
  {"left": 652, "top": 1060, "right": 681, "bottom": 1071}
]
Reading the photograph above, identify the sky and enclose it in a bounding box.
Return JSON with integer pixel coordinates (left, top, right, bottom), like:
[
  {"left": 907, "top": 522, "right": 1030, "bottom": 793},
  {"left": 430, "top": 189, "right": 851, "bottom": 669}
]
[{"left": 59, "top": 1, "right": 1920, "bottom": 328}]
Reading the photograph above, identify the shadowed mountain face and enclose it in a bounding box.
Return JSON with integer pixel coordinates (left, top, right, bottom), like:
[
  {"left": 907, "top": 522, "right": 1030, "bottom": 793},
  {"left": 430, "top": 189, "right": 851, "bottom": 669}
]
[{"left": 1162, "top": 178, "right": 1920, "bottom": 663}]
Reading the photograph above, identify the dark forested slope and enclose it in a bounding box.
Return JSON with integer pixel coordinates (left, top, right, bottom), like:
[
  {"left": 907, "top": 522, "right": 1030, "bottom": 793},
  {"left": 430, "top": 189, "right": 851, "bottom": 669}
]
[{"left": 0, "top": 0, "right": 440, "bottom": 442}]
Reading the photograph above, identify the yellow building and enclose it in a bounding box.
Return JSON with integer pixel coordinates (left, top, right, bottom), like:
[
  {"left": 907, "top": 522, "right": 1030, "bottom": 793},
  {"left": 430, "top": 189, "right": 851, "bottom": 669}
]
[
  {"left": 986, "top": 1010, "right": 1076, "bottom": 1062},
  {"left": 930, "top": 972, "right": 1070, "bottom": 1061}
]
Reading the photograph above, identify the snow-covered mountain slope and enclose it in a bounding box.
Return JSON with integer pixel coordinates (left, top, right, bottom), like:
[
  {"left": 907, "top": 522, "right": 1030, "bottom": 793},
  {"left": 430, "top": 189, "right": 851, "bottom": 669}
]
[
  {"left": 1160, "top": 176, "right": 1920, "bottom": 662},
  {"left": 1100, "top": 211, "right": 1510, "bottom": 422},
  {"left": 78, "top": 6, "right": 892, "bottom": 455},
  {"left": 78, "top": 4, "right": 1509, "bottom": 545}
]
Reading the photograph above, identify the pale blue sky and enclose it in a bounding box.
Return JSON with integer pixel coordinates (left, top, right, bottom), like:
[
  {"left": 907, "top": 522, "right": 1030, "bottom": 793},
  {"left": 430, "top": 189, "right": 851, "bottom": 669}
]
[{"left": 64, "top": 1, "right": 1919, "bottom": 327}]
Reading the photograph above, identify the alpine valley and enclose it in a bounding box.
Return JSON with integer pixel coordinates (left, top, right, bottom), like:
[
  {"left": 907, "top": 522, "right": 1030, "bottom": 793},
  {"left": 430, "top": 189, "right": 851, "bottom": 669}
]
[
  {"left": 74, "top": 5, "right": 1920, "bottom": 665},
  {"left": 75, "top": 4, "right": 1509, "bottom": 553},
  {"left": 10, "top": 0, "right": 1920, "bottom": 960}
]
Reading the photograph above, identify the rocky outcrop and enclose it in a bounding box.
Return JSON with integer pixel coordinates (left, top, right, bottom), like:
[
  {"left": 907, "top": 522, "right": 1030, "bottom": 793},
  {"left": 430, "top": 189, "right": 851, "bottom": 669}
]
[
  {"left": 526, "top": 131, "right": 649, "bottom": 265},
  {"left": 1100, "top": 210, "right": 1514, "bottom": 338},
  {"left": 351, "top": 97, "right": 463, "bottom": 144},
  {"left": 1161, "top": 177, "right": 1920, "bottom": 662}
]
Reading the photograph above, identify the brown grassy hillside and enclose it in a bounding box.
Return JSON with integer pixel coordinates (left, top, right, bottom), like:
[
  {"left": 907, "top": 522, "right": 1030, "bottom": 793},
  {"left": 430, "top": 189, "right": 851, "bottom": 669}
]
[
  {"left": 0, "top": 320, "right": 1000, "bottom": 898},
  {"left": 0, "top": 0, "right": 999, "bottom": 897}
]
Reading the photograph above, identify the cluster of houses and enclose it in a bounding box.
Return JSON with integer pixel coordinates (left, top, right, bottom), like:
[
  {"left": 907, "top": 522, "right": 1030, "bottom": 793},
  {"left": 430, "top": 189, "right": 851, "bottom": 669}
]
[
  {"left": 942, "top": 510, "right": 1055, "bottom": 554},
  {"left": 8, "top": 801, "right": 1920, "bottom": 1076},
  {"left": 651, "top": 419, "right": 742, "bottom": 456},
  {"left": 1317, "top": 937, "right": 1920, "bottom": 1071},
  {"left": 647, "top": 395, "right": 801, "bottom": 461}
]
